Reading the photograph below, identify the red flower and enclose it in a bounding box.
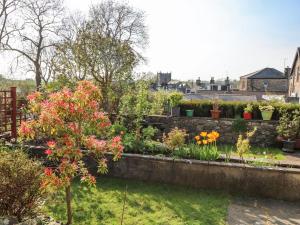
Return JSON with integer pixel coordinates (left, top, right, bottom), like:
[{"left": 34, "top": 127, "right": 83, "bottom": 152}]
[
  {"left": 47, "top": 140, "right": 56, "bottom": 148},
  {"left": 45, "top": 149, "right": 52, "bottom": 155},
  {"left": 44, "top": 168, "right": 53, "bottom": 176}
]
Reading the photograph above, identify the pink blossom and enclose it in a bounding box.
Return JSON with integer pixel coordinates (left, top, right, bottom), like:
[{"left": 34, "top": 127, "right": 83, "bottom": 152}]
[{"left": 45, "top": 149, "right": 53, "bottom": 155}]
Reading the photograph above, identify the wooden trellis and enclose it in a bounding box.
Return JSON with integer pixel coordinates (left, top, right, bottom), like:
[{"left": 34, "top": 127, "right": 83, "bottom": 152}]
[{"left": 0, "top": 87, "right": 27, "bottom": 141}]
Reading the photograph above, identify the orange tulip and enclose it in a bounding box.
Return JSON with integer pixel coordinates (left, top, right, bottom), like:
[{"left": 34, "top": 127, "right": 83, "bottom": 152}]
[{"left": 200, "top": 132, "right": 207, "bottom": 137}]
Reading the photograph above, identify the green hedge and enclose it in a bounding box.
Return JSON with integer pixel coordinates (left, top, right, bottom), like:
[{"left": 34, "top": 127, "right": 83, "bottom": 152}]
[{"left": 179, "top": 100, "right": 300, "bottom": 120}]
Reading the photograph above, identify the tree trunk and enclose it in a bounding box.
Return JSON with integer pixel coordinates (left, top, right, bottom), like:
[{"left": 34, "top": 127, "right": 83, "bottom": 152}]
[
  {"left": 35, "top": 62, "right": 42, "bottom": 90},
  {"left": 65, "top": 185, "right": 72, "bottom": 225}
]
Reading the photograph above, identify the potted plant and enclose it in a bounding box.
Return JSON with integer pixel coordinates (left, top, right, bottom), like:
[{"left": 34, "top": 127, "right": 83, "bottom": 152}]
[
  {"left": 259, "top": 105, "right": 274, "bottom": 120},
  {"left": 169, "top": 92, "right": 183, "bottom": 117},
  {"left": 243, "top": 104, "right": 253, "bottom": 120},
  {"left": 186, "top": 109, "right": 194, "bottom": 117},
  {"left": 276, "top": 111, "right": 299, "bottom": 153},
  {"left": 210, "top": 98, "right": 221, "bottom": 119}
]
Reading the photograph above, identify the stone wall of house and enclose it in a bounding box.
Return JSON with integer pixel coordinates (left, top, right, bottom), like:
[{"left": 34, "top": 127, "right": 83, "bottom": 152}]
[
  {"left": 145, "top": 116, "right": 279, "bottom": 147},
  {"left": 289, "top": 56, "right": 300, "bottom": 98},
  {"left": 246, "top": 78, "right": 288, "bottom": 92}
]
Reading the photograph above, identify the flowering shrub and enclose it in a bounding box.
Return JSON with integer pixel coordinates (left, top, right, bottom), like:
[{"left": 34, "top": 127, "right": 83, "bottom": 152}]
[
  {"left": 163, "top": 127, "right": 187, "bottom": 150},
  {"left": 18, "top": 81, "right": 123, "bottom": 224},
  {"left": 236, "top": 127, "right": 257, "bottom": 161}
]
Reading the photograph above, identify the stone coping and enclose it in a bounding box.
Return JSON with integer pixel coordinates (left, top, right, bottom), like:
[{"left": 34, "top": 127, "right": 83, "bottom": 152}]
[{"left": 118, "top": 153, "right": 300, "bottom": 173}]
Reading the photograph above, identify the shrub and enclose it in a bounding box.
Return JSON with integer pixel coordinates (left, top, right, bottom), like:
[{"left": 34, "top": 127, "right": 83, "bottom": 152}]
[
  {"left": 168, "top": 91, "right": 183, "bottom": 108},
  {"left": 163, "top": 127, "right": 187, "bottom": 150},
  {"left": 122, "top": 132, "right": 144, "bottom": 153},
  {"left": 0, "top": 150, "right": 44, "bottom": 222},
  {"left": 236, "top": 127, "right": 257, "bottom": 161},
  {"left": 276, "top": 110, "right": 300, "bottom": 140},
  {"left": 142, "top": 126, "right": 158, "bottom": 140},
  {"left": 259, "top": 105, "right": 274, "bottom": 112},
  {"left": 110, "top": 122, "right": 127, "bottom": 136},
  {"left": 144, "top": 140, "right": 169, "bottom": 154},
  {"left": 244, "top": 104, "right": 253, "bottom": 113},
  {"left": 149, "top": 90, "right": 169, "bottom": 115},
  {"left": 179, "top": 100, "right": 300, "bottom": 120}
]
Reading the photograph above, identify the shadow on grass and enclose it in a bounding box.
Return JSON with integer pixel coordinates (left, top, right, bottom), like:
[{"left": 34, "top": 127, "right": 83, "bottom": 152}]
[{"left": 46, "top": 177, "right": 229, "bottom": 225}]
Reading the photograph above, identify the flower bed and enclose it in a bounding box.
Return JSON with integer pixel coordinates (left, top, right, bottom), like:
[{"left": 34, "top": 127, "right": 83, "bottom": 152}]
[{"left": 104, "top": 153, "right": 300, "bottom": 201}]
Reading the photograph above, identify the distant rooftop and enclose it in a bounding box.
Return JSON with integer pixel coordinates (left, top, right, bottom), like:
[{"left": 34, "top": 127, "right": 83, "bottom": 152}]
[{"left": 240, "top": 68, "right": 285, "bottom": 79}]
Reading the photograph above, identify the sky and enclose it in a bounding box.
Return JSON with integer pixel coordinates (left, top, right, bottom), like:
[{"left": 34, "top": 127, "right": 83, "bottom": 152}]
[{"left": 1, "top": 0, "right": 300, "bottom": 81}]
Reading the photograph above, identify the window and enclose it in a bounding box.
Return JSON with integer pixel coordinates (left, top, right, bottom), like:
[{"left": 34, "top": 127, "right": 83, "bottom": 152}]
[{"left": 297, "top": 66, "right": 300, "bottom": 82}]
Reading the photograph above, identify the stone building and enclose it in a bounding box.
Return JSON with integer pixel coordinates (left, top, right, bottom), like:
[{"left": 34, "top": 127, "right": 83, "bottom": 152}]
[
  {"left": 289, "top": 47, "right": 300, "bottom": 99},
  {"left": 239, "top": 67, "right": 288, "bottom": 92}
]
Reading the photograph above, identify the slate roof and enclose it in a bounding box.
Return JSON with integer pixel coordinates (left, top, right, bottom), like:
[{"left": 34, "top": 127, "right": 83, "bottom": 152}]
[{"left": 240, "top": 67, "right": 285, "bottom": 79}]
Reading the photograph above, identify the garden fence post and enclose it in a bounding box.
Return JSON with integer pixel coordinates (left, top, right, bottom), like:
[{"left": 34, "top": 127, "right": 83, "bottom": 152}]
[{"left": 11, "top": 87, "right": 17, "bottom": 140}]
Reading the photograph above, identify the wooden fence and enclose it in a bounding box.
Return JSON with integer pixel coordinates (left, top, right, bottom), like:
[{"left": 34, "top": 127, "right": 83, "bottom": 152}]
[{"left": 0, "top": 87, "right": 27, "bottom": 141}]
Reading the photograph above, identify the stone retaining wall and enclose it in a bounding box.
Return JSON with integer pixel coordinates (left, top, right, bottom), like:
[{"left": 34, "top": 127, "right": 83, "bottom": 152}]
[
  {"left": 145, "top": 116, "right": 278, "bottom": 147},
  {"left": 105, "top": 154, "right": 300, "bottom": 201}
]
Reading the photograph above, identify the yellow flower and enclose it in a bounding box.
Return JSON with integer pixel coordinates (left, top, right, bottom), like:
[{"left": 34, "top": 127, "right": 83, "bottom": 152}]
[
  {"left": 210, "top": 131, "right": 220, "bottom": 139},
  {"left": 202, "top": 139, "right": 208, "bottom": 145},
  {"left": 200, "top": 132, "right": 207, "bottom": 137},
  {"left": 197, "top": 140, "right": 202, "bottom": 145},
  {"left": 208, "top": 138, "right": 214, "bottom": 143},
  {"left": 195, "top": 135, "right": 200, "bottom": 141}
]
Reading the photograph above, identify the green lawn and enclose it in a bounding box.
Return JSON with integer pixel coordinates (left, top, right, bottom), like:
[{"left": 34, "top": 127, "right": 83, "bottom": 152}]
[{"left": 45, "top": 178, "right": 229, "bottom": 225}]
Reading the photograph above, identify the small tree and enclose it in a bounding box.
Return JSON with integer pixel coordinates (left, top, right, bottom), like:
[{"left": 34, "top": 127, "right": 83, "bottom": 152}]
[{"left": 19, "top": 80, "right": 123, "bottom": 225}]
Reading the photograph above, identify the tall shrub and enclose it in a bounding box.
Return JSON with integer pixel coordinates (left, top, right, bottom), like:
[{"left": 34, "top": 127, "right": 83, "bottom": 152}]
[{"left": 19, "top": 81, "right": 123, "bottom": 225}]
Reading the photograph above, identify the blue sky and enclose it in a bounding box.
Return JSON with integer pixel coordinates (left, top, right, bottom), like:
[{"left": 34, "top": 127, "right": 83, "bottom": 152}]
[
  {"left": 1, "top": 0, "right": 300, "bottom": 81},
  {"left": 64, "top": 0, "right": 300, "bottom": 80}
]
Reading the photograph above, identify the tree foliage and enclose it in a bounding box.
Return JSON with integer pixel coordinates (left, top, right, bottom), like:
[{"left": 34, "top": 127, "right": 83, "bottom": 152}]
[{"left": 19, "top": 81, "right": 123, "bottom": 224}]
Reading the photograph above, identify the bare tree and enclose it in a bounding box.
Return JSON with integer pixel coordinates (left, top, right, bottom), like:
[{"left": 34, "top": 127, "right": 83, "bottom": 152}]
[
  {"left": 89, "top": 0, "right": 148, "bottom": 59},
  {"left": 2, "top": 0, "right": 64, "bottom": 89},
  {"left": 0, "top": 0, "right": 20, "bottom": 46}
]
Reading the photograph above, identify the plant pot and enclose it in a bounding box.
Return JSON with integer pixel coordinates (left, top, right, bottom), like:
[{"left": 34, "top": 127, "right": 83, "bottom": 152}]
[
  {"left": 295, "top": 138, "right": 300, "bottom": 150},
  {"left": 261, "top": 110, "right": 273, "bottom": 120},
  {"left": 171, "top": 107, "right": 180, "bottom": 117},
  {"left": 243, "top": 112, "right": 252, "bottom": 120},
  {"left": 282, "top": 140, "right": 295, "bottom": 153},
  {"left": 186, "top": 109, "right": 194, "bottom": 117},
  {"left": 210, "top": 110, "right": 221, "bottom": 120}
]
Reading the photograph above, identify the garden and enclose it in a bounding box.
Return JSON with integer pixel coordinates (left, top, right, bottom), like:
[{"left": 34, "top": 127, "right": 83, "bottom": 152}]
[{"left": 1, "top": 79, "right": 300, "bottom": 224}]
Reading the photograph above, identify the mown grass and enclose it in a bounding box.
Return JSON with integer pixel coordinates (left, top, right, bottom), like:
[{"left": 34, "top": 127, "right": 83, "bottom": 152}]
[{"left": 45, "top": 177, "right": 230, "bottom": 225}]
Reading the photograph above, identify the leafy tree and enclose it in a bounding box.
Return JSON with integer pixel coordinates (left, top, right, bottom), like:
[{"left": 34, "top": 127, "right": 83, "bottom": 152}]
[{"left": 53, "top": 0, "right": 148, "bottom": 114}]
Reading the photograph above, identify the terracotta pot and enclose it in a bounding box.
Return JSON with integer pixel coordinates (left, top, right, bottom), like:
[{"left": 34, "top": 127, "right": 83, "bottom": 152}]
[
  {"left": 210, "top": 110, "right": 221, "bottom": 119},
  {"left": 243, "top": 112, "right": 252, "bottom": 120},
  {"left": 295, "top": 138, "right": 300, "bottom": 150}
]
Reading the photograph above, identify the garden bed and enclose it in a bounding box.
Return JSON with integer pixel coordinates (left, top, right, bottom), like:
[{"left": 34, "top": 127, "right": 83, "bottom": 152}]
[{"left": 102, "top": 153, "right": 300, "bottom": 202}]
